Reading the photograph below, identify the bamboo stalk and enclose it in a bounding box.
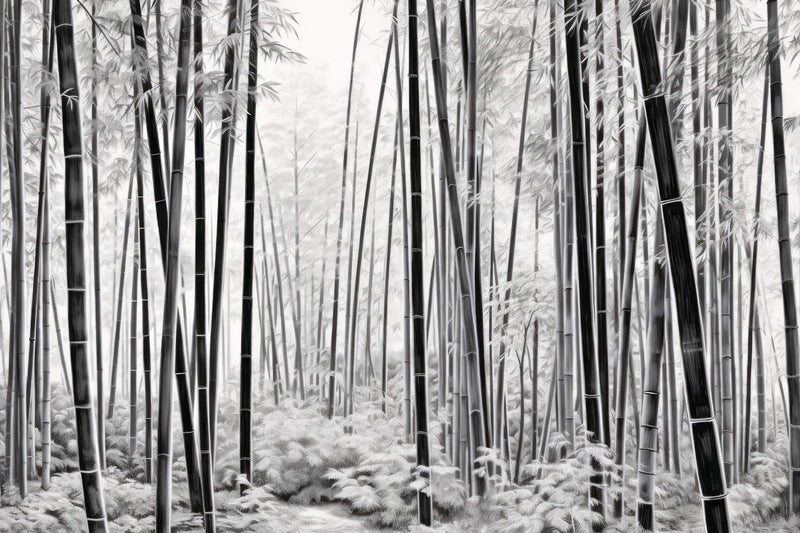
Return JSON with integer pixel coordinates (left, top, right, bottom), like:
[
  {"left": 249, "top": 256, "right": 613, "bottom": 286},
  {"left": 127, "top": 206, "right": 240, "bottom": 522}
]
[
  {"left": 627, "top": 0, "right": 730, "bottom": 527},
  {"left": 766, "top": 0, "right": 800, "bottom": 512},
  {"left": 327, "top": 0, "right": 365, "bottom": 419},
  {"left": 53, "top": 0, "right": 108, "bottom": 526},
  {"left": 239, "top": 0, "right": 259, "bottom": 493},
  {"left": 155, "top": 1, "right": 195, "bottom": 529}
]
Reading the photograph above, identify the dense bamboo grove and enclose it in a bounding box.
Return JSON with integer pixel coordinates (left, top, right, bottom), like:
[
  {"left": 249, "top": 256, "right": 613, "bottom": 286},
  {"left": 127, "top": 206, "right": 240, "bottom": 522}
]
[{"left": 1, "top": 0, "right": 800, "bottom": 532}]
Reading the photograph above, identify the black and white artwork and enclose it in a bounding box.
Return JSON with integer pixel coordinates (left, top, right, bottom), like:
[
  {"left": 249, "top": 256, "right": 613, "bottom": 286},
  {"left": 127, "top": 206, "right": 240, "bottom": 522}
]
[{"left": 0, "top": 0, "right": 797, "bottom": 531}]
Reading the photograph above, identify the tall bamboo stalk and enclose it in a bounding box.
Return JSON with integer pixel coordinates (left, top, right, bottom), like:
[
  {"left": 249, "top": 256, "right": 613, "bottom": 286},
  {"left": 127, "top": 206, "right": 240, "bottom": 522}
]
[
  {"left": 495, "top": 3, "right": 539, "bottom": 454},
  {"left": 628, "top": 0, "right": 730, "bottom": 528},
  {"left": 209, "top": 0, "right": 241, "bottom": 446},
  {"left": 766, "top": 0, "right": 800, "bottom": 513},
  {"left": 89, "top": 0, "right": 105, "bottom": 470},
  {"left": 192, "top": 0, "right": 215, "bottom": 527},
  {"left": 107, "top": 176, "right": 135, "bottom": 418},
  {"left": 155, "top": 1, "right": 195, "bottom": 529},
  {"left": 346, "top": 2, "right": 397, "bottom": 418},
  {"left": 743, "top": 62, "right": 768, "bottom": 472},
  {"left": 327, "top": 0, "right": 365, "bottom": 419},
  {"left": 135, "top": 112, "right": 153, "bottom": 484},
  {"left": 615, "top": 116, "right": 646, "bottom": 518},
  {"left": 564, "top": 0, "right": 605, "bottom": 520},
  {"left": 594, "top": 0, "right": 610, "bottom": 449},
  {"left": 637, "top": 214, "right": 667, "bottom": 531},
  {"left": 239, "top": 0, "right": 259, "bottom": 492},
  {"left": 8, "top": 0, "right": 26, "bottom": 496},
  {"left": 129, "top": 207, "right": 139, "bottom": 460},
  {"left": 381, "top": 123, "right": 399, "bottom": 412},
  {"left": 38, "top": 0, "right": 54, "bottom": 489},
  {"left": 53, "top": 0, "right": 108, "bottom": 526},
  {"left": 407, "top": 0, "right": 432, "bottom": 520},
  {"left": 425, "top": 0, "right": 487, "bottom": 496}
]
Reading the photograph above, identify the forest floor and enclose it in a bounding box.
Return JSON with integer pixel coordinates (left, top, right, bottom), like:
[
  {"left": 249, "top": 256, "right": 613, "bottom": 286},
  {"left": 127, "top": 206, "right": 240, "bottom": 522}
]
[{"left": 1, "top": 389, "right": 799, "bottom": 532}]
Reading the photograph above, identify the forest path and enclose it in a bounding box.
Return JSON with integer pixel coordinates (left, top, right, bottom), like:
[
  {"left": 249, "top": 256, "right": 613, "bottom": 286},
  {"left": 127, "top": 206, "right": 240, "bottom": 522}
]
[{"left": 286, "top": 503, "right": 380, "bottom": 531}]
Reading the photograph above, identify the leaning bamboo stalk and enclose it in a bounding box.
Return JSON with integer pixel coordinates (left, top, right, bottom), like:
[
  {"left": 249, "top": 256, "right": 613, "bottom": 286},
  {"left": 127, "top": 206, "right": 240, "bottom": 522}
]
[
  {"left": 155, "top": 1, "right": 195, "bottom": 529},
  {"left": 327, "top": 0, "right": 365, "bottom": 419},
  {"left": 53, "top": 0, "right": 108, "bottom": 527},
  {"left": 628, "top": 0, "right": 730, "bottom": 528},
  {"left": 392, "top": 27, "right": 412, "bottom": 440},
  {"left": 615, "top": 116, "right": 646, "bottom": 518},
  {"left": 107, "top": 175, "right": 135, "bottom": 418},
  {"left": 766, "top": 0, "right": 800, "bottom": 512},
  {"left": 425, "top": 0, "right": 488, "bottom": 496},
  {"left": 495, "top": 4, "right": 539, "bottom": 453},
  {"left": 49, "top": 283, "right": 70, "bottom": 396},
  {"left": 258, "top": 209, "right": 282, "bottom": 402},
  {"left": 343, "top": 124, "right": 359, "bottom": 407},
  {"left": 208, "top": 0, "right": 241, "bottom": 446},
  {"left": 563, "top": 0, "right": 605, "bottom": 518},
  {"left": 743, "top": 62, "right": 768, "bottom": 472},
  {"left": 255, "top": 143, "right": 291, "bottom": 398},
  {"left": 346, "top": 0, "right": 397, "bottom": 417},
  {"left": 381, "top": 123, "right": 399, "bottom": 413}
]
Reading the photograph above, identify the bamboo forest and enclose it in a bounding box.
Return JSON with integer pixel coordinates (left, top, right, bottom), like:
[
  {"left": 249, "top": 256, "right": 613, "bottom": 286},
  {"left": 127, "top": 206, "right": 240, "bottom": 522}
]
[{"left": 2, "top": 0, "right": 800, "bottom": 531}]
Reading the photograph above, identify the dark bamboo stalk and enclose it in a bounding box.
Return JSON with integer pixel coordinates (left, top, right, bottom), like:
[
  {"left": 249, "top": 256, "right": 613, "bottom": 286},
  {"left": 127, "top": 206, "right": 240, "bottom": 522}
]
[
  {"left": 766, "top": 0, "right": 800, "bottom": 512},
  {"left": 107, "top": 175, "right": 135, "bottom": 418},
  {"left": 135, "top": 113, "right": 154, "bottom": 484},
  {"left": 564, "top": 0, "right": 605, "bottom": 519},
  {"left": 192, "top": 0, "right": 215, "bottom": 526},
  {"left": 346, "top": 2, "right": 397, "bottom": 417},
  {"left": 495, "top": 3, "right": 539, "bottom": 452},
  {"left": 743, "top": 62, "right": 768, "bottom": 472},
  {"left": 8, "top": 0, "right": 26, "bottom": 496},
  {"left": 594, "top": 0, "right": 610, "bottom": 448},
  {"left": 208, "top": 0, "right": 241, "bottom": 446},
  {"left": 53, "top": 0, "right": 108, "bottom": 526},
  {"left": 155, "top": 1, "right": 195, "bottom": 529},
  {"left": 425, "top": 0, "right": 487, "bottom": 496},
  {"left": 327, "top": 0, "right": 365, "bottom": 419},
  {"left": 381, "top": 123, "right": 399, "bottom": 413},
  {"left": 239, "top": 0, "right": 259, "bottom": 493},
  {"left": 628, "top": 0, "right": 730, "bottom": 527},
  {"left": 90, "top": 0, "right": 105, "bottom": 470},
  {"left": 408, "top": 0, "right": 432, "bottom": 521},
  {"left": 615, "top": 116, "right": 646, "bottom": 518},
  {"left": 637, "top": 214, "right": 667, "bottom": 531}
]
